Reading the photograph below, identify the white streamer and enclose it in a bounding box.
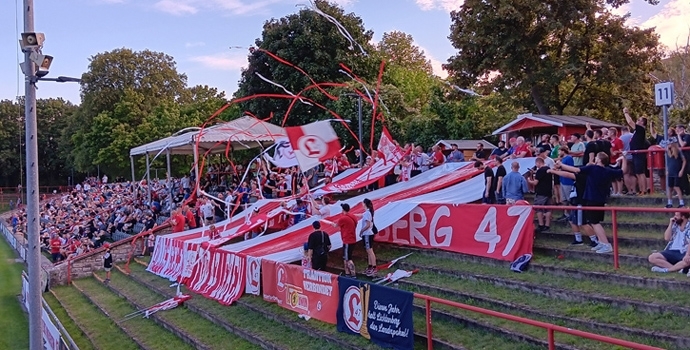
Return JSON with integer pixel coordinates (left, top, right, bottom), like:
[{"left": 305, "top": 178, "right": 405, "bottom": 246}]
[{"left": 254, "top": 72, "right": 313, "bottom": 106}]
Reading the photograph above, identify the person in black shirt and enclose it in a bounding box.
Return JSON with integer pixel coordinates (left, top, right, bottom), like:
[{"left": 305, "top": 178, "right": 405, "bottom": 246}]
[
  {"left": 306, "top": 221, "right": 331, "bottom": 271},
  {"left": 548, "top": 169, "right": 600, "bottom": 248},
  {"left": 494, "top": 157, "right": 507, "bottom": 204},
  {"left": 490, "top": 141, "right": 509, "bottom": 160},
  {"left": 471, "top": 143, "right": 487, "bottom": 161},
  {"left": 624, "top": 107, "right": 648, "bottom": 194},
  {"left": 584, "top": 130, "right": 599, "bottom": 165},
  {"left": 528, "top": 157, "right": 553, "bottom": 232},
  {"left": 475, "top": 161, "right": 496, "bottom": 204},
  {"left": 103, "top": 242, "right": 113, "bottom": 283},
  {"left": 676, "top": 125, "right": 690, "bottom": 195},
  {"left": 594, "top": 130, "right": 612, "bottom": 158}
]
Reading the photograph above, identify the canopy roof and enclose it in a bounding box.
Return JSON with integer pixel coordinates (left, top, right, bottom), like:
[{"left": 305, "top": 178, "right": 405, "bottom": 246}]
[
  {"left": 130, "top": 116, "right": 286, "bottom": 156},
  {"left": 492, "top": 113, "right": 620, "bottom": 135}
]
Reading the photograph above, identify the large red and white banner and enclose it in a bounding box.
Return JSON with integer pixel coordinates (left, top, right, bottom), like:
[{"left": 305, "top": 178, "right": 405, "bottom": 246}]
[
  {"left": 262, "top": 260, "right": 339, "bottom": 324},
  {"left": 286, "top": 121, "right": 342, "bottom": 171},
  {"left": 315, "top": 128, "right": 405, "bottom": 195},
  {"left": 185, "top": 249, "right": 246, "bottom": 305},
  {"left": 376, "top": 204, "right": 534, "bottom": 261}
]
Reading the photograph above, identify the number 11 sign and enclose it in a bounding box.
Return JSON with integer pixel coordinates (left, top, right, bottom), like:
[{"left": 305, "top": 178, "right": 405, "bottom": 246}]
[{"left": 655, "top": 82, "right": 674, "bottom": 106}]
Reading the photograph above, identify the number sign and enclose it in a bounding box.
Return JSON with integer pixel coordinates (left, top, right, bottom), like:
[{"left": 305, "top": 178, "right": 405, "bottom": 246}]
[{"left": 655, "top": 82, "right": 674, "bottom": 106}]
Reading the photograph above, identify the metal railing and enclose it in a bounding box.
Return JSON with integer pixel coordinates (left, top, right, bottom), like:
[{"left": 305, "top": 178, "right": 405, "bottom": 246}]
[{"left": 416, "top": 292, "right": 662, "bottom": 350}]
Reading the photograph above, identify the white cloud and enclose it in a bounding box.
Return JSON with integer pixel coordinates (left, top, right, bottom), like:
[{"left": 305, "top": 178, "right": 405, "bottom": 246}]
[
  {"left": 189, "top": 53, "right": 247, "bottom": 70},
  {"left": 415, "top": 0, "right": 463, "bottom": 12},
  {"left": 185, "top": 41, "right": 206, "bottom": 48},
  {"left": 152, "top": 0, "right": 287, "bottom": 16},
  {"left": 154, "top": 0, "right": 197, "bottom": 15},
  {"left": 609, "top": 3, "right": 642, "bottom": 26},
  {"left": 641, "top": 0, "right": 690, "bottom": 50},
  {"left": 418, "top": 45, "right": 448, "bottom": 79}
]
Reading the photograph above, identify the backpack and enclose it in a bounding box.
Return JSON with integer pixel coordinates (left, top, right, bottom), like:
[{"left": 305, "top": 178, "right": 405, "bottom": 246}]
[{"left": 313, "top": 230, "right": 329, "bottom": 256}]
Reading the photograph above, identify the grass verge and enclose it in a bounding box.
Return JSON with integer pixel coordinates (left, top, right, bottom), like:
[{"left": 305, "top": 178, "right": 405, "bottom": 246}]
[
  {"left": 99, "top": 268, "right": 259, "bottom": 350},
  {"left": 0, "top": 238, "right": 28, "bottom": 350},
  {"left": 75, "top": 277, "right": 194, "bottom": 350},
  {"left": 50, "top": 285, "right": 139, "bottom": 350}
]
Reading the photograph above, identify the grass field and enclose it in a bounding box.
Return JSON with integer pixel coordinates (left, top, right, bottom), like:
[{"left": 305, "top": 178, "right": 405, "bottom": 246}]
[{"left": 0, "top": 238, "right": 29, "bottom": 349}]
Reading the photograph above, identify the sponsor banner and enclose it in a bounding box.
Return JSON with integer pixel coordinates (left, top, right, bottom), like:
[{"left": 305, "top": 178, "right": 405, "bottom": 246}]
[
  {"left": 376, "top": 204, "right": 534, "bottom": 261},
  {"left": 262, "top": 260, "right": 338, "bottom": 324},
  {"left": 315, "top": 128, "right": 405, "bottom": 195},
  {"left": 22, "top": 274, "right": 62, "bottom": 350},
  {"left": 245, "top": 256, "right": 262, "bottom": 295},
  {"left": 264, "top": 137, "right": 298, "bottom": 168},
  {"left": 186, "top": 249, "right": 246, "bottom": 305},
  {"left": 336, "top": 276, "right": 414, "bottom": 350},
  {"left": 285, "top": 121, "right": 342, "bottom": 171}
]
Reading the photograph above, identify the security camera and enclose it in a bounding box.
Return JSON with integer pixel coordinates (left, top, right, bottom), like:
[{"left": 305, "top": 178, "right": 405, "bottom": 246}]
[{"left": 19, "top": 32, "right": 45, "bottom": 51}]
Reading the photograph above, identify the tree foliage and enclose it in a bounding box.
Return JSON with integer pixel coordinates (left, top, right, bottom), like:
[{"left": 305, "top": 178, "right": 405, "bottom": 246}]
[
  {"left": 235, "top": 0, "right": 378, "bottom": 129},
  {"left": 377, "top": 31, "right": 433, "bottom": 74},
  {"left": 65, "top": 49, "right": 228, "bottom": 176},
  {"left": 445, "top": 0, "right": 662, "bottom": 119}
]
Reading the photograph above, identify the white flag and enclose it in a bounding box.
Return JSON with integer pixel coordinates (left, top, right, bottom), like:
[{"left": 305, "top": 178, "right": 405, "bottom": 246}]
[{"left": 264, "top": 138, "right": 298, "bottom": 168}]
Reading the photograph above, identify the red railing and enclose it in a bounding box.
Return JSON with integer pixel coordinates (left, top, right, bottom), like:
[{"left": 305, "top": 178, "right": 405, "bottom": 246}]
[
  {"left": 416, "top": 292, "right": 663, "bottom": 350},
  {"left": 529, "top": 204, "right": 690, "bottom": 269}
]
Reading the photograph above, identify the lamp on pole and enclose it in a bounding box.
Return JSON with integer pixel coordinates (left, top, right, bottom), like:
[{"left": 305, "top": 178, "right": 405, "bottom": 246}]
[
  {"left": 19, "top": 3, "right": 81, "bottom": 347},
  {"left": 341, "top": 93, "right": 364, "bottom": 166}
]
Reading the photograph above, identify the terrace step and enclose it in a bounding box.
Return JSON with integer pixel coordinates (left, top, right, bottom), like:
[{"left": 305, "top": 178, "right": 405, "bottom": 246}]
[
  {"left": 328, "top": 266, "right": 575, "bottom": 350},
  {"left": 124, "top": 263, "right": 379, "bottom": 350},
  {"left": 49, "top": 285, "right": 140, "bottom": 350},
  {"left": 90, "top": 271, "right": 255, "bottom": 350},
  {"left": 385, "top": 244, "right": 690, "bottom": 291},
  {"left": 401, "top": 279, "right": 688, "bottom": 349},
  {"left": 536, "top": 231, "right": 665, "bottom": 249},
  {"left": 72, "top": 278, "right": 193, "bottom": 350},
  {"left": 43, "top": 293, "right": 96, "bottom": 350}
]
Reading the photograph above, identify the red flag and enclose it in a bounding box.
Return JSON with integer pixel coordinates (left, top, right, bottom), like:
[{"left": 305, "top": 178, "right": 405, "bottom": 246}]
[{"left": 285, "top": 121, "right": 342, "bottom": 171}]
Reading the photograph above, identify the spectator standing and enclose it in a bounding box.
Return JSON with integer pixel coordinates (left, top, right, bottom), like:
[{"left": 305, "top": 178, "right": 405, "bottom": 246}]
[
  {"left": 103, "top": 243, "right": 112, "bottom": 283},
  {"left": 511, "top": 137, "right": 532, "bottom": 158},
  {"left": 334, "top": 203, "right": 358, "bottom": 278},
  {"left": 447, "top": 144, "right": 465, "bottom": 162},
  {"left": 677, "top": 125, "right": 690, "bottom": 195},
  {"left": 50, "top": 234, "right": 62, "bottom": 263},
  {"left": 557, "top": 152, "right": 627, "bottom": 253},
  {"left": 502, "top": 162, "right": 528, "bottom": 204},
  {"left": 306, "top": 221, "right": 331, "bottom": 271},
  {"left": 584, "top": 130, "right": 599, "bottom": 165},
  {"left": 570, "top": 134, "right": 585, "bottom": 166},
  {"left": 648, "top": 212, "right": 690, "bottom": 273},
  {"left": 360, "top": 198, "right": 377, "bottom": 277},
  {"left": 609, "top": 128, "right": 624, "bottom": 196},
  {"left": 623, "top": 107, "right": 648, "bottom": 195},
  {"left": 528, "top": 157, "right": 553, "bottom": 232},
  {"left": 200, "top": 199, "right": 214, "bottom": 225},
  {"left": 430, "top": 145, "right": 445, "bottom": 168},
  {"left": 171, "top": 209, "right": 186, "bottom": 233},
  {"left": 494, "top": 157, "right": 507, "bottom": 204},
  {"left": 475, "top": 161, "right": 496, "bottom": 204},
  {"left": 666, "top": 143, "right": 686, "bottom": 208}
]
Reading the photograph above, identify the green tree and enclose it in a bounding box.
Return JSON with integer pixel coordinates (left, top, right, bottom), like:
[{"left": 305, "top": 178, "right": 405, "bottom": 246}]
[
  {"left": 445, "top": 0, "right": 662, "bottom": 118},
  {"left": 235, "top": 0, "right": 378, "bottom": 129},
  {"left": 377, "top": 31, "right": 432, "bottom": 74},
  {"left": 67, "top": 49, "right": 190, "bottom": 175},
  {"left": 0, "top": 100, "right": 22, "bottom": 187}
]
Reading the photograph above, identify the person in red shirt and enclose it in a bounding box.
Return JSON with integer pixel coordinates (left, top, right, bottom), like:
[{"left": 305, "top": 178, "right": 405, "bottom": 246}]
[
  {"left": 511, "top": 137, "right": 532, "bottom": 158},
  {"left": 208, "top": 224, "right": 220, "bottom": 240},
  {"left": 171, "top": 209, "right": 186, "bottom": 233},
  {"left": 609, "top": 127, "right": 625, "bottom": 196},
  {"left": 333, "top": 203, "right": 358, "bottom": 278},
  {"left": 337, "top": 154, "right": 351, "bottom": 172},
  {"left": 431, "top": 145, "right": 445, "bottom": 167},
  {"left": 183, "top": 205, "right": 196, "bottom": 229},
  {"left": 49, "top": 234, "right": 62, "bottom": 263}
]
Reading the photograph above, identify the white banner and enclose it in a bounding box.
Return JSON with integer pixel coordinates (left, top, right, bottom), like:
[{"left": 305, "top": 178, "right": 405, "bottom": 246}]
[
  {"left": 22, "top": 274, "right": 61, "bottom": 350},
  {"left": 245, "top": 256, "right": 262, "bottom": 295},
  {"left": 264, "top": 138, "right": 298, "bottom": 168}
]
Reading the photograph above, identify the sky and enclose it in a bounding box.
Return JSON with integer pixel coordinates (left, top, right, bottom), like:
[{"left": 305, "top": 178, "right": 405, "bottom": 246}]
[{"left": 0, "top": 0, "right": 687, "bottom": 105}]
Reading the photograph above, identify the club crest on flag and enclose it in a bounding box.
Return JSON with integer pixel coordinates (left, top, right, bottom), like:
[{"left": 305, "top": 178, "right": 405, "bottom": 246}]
[
  {"left": 286, "top": 121, "right": 342, "bottom": 171},
  {"left": 343, "top": 285, "right": 363, "bottom": 333}
]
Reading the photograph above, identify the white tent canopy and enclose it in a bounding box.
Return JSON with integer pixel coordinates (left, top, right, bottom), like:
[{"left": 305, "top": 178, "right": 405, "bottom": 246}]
[{"left": 129, "top": 116, "right": 286, "bottom": 156}]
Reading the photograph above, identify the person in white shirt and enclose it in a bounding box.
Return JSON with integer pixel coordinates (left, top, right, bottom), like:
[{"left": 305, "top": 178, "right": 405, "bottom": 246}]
[
  {"left": 359, "top": 198, "right": 378, "bottom": 277},
  {"left": 312, "top": 197, "right": 332, "bottom": 218},
  {"left": 199, "top": 199, "right": 214, "bottom": 225},
  {"left": 102, "top": 174, "right": 108, "bottom": 184}
]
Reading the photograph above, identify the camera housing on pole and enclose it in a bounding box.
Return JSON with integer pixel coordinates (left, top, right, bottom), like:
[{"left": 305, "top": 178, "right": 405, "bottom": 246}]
[{"left": 19, "top": 32, "right": 45, "bottom": 51}]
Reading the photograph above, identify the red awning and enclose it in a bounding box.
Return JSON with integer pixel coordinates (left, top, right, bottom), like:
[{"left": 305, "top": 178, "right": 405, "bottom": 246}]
[{"left": 501, "top": 118, "right": 553, "bottom": 132}]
